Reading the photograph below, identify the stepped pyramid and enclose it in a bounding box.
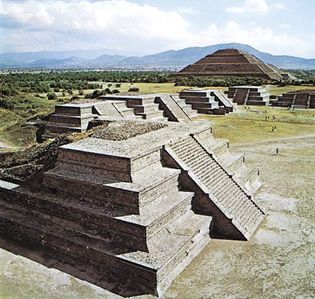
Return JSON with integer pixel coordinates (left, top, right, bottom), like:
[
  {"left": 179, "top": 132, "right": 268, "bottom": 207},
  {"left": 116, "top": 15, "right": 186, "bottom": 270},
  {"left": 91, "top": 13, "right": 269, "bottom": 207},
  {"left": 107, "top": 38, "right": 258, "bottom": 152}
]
[
  {"left": 0, "top": 119, "right": 265, "bottom": 297},
  {"left": 177, "top": 48, "right": 283, "bottom": 81}
]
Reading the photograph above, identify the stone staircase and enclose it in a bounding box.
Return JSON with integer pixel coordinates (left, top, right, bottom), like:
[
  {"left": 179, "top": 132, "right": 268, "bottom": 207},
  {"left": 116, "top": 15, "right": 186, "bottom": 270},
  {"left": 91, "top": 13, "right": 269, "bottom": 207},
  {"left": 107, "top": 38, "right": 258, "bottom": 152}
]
[
  {"left": 0, "top": 125, "right": 212, "bottom": 297},
  {"left": 94, "top": 100, "right": 139, "bottom": 119},
  {"left": 155, "top": 94, "right": 192, "bottom": 122},
  {"left": 204, "top": 138, "right": 262, "bottom": 195},
  {"left": 163, "top": 135, "right": 265, "bottom": 240},
  {"left": 170, "top": 95, "right": 199, "bottom": 118},
  {"left": 210, "top": 90, "right": 234, "bottom": 113}
]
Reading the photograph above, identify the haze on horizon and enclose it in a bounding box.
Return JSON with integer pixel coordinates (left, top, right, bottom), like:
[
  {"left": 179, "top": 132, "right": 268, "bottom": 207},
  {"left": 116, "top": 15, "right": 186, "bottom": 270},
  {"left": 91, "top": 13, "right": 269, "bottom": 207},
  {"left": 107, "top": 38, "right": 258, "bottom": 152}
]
[{"left": 0, "top": 0, "right": 314, "bottom": 58}]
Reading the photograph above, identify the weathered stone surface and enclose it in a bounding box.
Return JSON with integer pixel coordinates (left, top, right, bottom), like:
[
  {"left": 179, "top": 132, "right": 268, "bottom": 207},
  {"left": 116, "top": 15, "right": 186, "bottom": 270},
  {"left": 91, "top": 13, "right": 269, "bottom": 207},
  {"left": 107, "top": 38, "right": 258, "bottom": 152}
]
[{"left": 0, "top": 119, "right": 265, "bottom": 297}]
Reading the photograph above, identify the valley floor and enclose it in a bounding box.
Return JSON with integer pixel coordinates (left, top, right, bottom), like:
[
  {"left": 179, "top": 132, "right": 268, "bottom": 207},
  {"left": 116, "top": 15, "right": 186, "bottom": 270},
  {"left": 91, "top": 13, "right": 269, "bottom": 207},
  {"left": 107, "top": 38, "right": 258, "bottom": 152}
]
[{"left": 0, "top": 108, "right": 314, "bottom": 299}]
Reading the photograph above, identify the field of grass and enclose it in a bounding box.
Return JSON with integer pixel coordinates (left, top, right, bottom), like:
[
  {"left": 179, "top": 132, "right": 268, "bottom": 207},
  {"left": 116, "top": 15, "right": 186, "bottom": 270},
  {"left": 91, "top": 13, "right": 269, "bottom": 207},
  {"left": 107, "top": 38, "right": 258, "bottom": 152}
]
[
  {"left": 1, "top": 81, "right": 315, "bottom": 149},
  {"left": 198, "top": 106, "right": 315, "bottom": 144},
  {"left": 86, "top": 82, "right": 227, "bottom": 94},
  {"left": 265, "top": 84, "right": 315, "bottom": 95},
  {"left": 0, "top": 94, "right": 58, "bottom": 148}
]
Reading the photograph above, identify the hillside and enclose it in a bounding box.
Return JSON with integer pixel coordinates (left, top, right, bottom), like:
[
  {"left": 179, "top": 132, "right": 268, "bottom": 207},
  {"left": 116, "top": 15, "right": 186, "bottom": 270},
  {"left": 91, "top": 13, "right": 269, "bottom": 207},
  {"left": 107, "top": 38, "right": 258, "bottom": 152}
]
[{"left": 0, "top": 43, "right": 314, "bottom": 70}]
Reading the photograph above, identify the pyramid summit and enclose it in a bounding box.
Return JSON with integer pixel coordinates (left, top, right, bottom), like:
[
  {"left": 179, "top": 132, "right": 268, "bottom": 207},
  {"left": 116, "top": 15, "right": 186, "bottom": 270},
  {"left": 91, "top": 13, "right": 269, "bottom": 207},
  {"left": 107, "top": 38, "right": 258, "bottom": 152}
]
[{"left": 177, "top": 48, "right": 284, "bottom": 81}]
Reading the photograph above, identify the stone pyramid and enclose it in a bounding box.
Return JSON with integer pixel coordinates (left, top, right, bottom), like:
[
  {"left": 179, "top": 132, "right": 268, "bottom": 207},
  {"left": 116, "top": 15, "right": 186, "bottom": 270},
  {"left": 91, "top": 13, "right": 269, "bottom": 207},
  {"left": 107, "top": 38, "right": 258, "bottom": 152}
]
[{"left": 177, "top": 48, "right": 283, "bottom": 81}]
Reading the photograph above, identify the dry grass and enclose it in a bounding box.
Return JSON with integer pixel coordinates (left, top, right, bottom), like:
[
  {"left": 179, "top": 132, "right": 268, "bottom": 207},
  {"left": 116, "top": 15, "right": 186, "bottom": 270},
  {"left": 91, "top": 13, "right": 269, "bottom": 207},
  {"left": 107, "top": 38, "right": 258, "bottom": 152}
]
[{"left": 197, "top": 106, "right": 315, "bottom": 144}]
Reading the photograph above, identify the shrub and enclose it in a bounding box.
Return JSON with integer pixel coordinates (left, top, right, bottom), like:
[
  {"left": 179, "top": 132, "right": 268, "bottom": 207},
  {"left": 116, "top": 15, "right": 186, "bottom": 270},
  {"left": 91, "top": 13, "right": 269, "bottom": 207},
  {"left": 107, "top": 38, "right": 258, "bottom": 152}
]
[
  {"left": 47, "top": 93, "right": 57, "bottom": 100},
  {"left": 128, "top": 87, "right": 139, "bottom": 92},
  {"left": 0, "top": 98, "right": 14, "bottom": 109},
  {"left": 112, "top": 89, "right": 120, "bottom": 94},
  {"left": 92, "top": 89, "right": 104, "bottom": 98}
]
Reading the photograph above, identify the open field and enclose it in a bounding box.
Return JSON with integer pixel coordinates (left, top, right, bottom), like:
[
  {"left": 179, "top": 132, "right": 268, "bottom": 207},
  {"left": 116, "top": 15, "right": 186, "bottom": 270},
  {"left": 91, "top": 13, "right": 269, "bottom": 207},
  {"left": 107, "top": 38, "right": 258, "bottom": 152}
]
[
  {"left": 265, "top": 84, "right": 315, "bottom": 95},
  {"left": 1, "top": 81, "right": 314, "bottom": 148},
  {"left": 198, "top": 106, "right": 315, "bottom": 144}
]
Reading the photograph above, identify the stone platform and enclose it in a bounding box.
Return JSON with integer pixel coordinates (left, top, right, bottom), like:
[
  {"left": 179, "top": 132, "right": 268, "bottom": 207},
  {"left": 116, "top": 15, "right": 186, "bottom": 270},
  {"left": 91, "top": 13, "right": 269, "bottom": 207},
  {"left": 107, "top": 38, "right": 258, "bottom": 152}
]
[
  {"left": 180, "top": 90, "right": 234, "bottom": 114},
  {"left": 227, "top": 86, "right": 270, "bottom": 106},
  {"left": 273, "top": 90, "right": 315, "bottom": 109},
  {"left": 0, "top": 120, "right": 265, "bottom": 297}
]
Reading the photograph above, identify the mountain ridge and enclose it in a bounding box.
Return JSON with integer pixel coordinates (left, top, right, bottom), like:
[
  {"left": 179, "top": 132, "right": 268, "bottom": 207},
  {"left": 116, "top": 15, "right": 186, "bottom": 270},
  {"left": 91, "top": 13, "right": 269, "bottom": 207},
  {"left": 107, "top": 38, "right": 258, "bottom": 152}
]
[{"left": 1, "top": 43, "right": 314, "bottom": 70}]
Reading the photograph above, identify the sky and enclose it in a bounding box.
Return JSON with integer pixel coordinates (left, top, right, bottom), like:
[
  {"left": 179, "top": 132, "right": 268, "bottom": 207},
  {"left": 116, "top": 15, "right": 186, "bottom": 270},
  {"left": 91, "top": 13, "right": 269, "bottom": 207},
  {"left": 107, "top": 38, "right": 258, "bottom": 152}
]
[{"left": 0, "top": 0, "right": 314, "bottom": 57}]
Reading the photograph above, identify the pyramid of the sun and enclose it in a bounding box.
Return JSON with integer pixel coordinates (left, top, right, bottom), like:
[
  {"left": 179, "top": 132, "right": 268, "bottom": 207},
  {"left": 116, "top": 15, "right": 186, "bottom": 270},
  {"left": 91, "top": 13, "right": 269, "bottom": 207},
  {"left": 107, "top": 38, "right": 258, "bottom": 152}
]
[{"left": 177, "top": 49, "right": 283, "bottom": 81}]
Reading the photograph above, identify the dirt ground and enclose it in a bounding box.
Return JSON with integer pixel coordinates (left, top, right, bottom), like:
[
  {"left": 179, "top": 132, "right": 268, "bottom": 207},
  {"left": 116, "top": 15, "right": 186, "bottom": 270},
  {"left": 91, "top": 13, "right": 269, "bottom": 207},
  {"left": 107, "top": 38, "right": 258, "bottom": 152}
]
[{"left": 0, "top": 135, "right": 314, "bottom": 299}]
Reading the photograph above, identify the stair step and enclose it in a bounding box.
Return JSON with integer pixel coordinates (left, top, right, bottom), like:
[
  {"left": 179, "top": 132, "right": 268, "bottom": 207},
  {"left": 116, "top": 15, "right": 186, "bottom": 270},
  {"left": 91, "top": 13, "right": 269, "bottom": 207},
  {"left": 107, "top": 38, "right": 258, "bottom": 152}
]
[
  {"left": 167, "top": 135, "right": 265, "bottom": 240},
  {"left": 43, "top": 164, "right": 181, "bottom": 212}
]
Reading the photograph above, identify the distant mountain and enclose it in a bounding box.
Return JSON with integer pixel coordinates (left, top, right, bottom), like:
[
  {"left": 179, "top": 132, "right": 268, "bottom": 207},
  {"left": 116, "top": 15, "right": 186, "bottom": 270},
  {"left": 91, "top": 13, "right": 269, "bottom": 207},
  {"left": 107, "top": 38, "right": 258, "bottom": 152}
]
[
  {"left": 0, "top": 43, "right": 314, "bottom": 70},
  {"left": 0, "top": 49, "right": 126, "bottom": 67},
  {"left": 91, "top": 54, "right": 126, "bottom": 65},
  {"left": 29, "top": 56, "right": 90, "bottom": 68},
  {"left": 116, "top": 43, "right": 315, "bottom": 70}
]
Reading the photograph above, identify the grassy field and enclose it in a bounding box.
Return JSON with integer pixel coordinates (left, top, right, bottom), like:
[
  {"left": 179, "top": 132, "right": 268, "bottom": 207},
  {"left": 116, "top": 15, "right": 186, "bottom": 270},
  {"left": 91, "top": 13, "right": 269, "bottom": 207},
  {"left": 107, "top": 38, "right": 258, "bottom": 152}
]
[
  {"left": 198, "top": 106, "right": 315, "bottom": 144},
  {"left": 0, "top": 94, "right": 58, "bottom": 148},
  {"left": 1, "top": 82, "right": 315, "bottom": 149},
  {"left": 265, "top": 84, "right": 315, "bottom": 95}
]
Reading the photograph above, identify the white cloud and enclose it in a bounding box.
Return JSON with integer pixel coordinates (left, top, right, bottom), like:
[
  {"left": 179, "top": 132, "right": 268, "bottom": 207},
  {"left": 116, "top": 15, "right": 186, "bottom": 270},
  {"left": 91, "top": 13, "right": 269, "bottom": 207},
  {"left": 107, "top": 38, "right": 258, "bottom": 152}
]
[
  {"left": 278, "top": 23, "right": 291, "bottom": 29},
  {"left": 274, "top": 3, "right": 284, "bottom": 10},
  {"left": 189, "top": 21, "right": 315, "bottom": 58},
  {"left": 177, "top": 7, "right": 198, "bottom": 15},
  {"left": 0, "top": 0, "right": 190, "bottom": 54},
  {"left": 226, "top": 0, "right": 269, "bottom": 14},
  {"left": 0, "top": 0, "right": 313, "bottom": 58},
  {"left": 226, "top": 0, "right": 285, "bottom": 14}
]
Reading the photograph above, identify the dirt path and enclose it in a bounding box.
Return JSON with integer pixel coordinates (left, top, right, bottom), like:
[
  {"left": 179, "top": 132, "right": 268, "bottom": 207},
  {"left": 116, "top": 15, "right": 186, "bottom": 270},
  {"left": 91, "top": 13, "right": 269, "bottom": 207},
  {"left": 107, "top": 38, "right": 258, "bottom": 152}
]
[{"left": 232, "top": 133, "right": 315, "bottom": 148}]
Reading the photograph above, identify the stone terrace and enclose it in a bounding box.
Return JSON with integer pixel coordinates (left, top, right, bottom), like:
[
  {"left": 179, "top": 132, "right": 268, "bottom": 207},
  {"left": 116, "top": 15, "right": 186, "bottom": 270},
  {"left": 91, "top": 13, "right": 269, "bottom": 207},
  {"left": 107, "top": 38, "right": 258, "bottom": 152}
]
[
  {"left": 227, "top": 85, "right": 270, "bottom": 106},
  {"left": 0, "top": 119, "right": 265, "bottom": 297},
  {"left": 273, "top": 90, "right": 315, "bottom": 109}
]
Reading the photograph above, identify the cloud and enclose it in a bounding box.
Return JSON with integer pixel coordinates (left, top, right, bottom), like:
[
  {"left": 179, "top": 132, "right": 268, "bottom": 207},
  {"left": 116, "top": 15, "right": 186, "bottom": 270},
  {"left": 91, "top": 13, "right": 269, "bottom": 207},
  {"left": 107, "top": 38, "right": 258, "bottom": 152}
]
[
  {"left": 226, "top": 0, "right": 269, "bottom": 14},
  {"left": 0, "top": 0, "right": 313, "bottom": 58},
  {"left": 274, "top": 3, "right": 284, "bottom": 10},
  {"left": 226, "top": 0, "right": 285, "bottom": 14},
  {"left": 190, "top": 21, "right": 315, "bottom": 58},
  {"left": 0, "top": 0, "right": 190, "bottom": 54},
  {"left": 278, "top": 23, "right": 291, "bottom": 29}
]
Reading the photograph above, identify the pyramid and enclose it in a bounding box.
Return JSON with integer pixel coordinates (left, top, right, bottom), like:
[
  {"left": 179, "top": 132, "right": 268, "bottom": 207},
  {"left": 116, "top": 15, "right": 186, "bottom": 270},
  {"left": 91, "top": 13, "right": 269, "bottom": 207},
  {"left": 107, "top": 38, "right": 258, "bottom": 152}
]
[{"left": 177, "top": 48, "right": 283, "bottom": 81}]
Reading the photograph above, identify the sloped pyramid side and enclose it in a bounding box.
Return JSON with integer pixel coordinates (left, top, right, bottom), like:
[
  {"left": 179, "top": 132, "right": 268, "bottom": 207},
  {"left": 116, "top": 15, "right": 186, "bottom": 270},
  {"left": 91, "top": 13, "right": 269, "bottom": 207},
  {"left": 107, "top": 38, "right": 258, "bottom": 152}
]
[{"left": 177, "top": 49, "right": 283, "bottom": 81}]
